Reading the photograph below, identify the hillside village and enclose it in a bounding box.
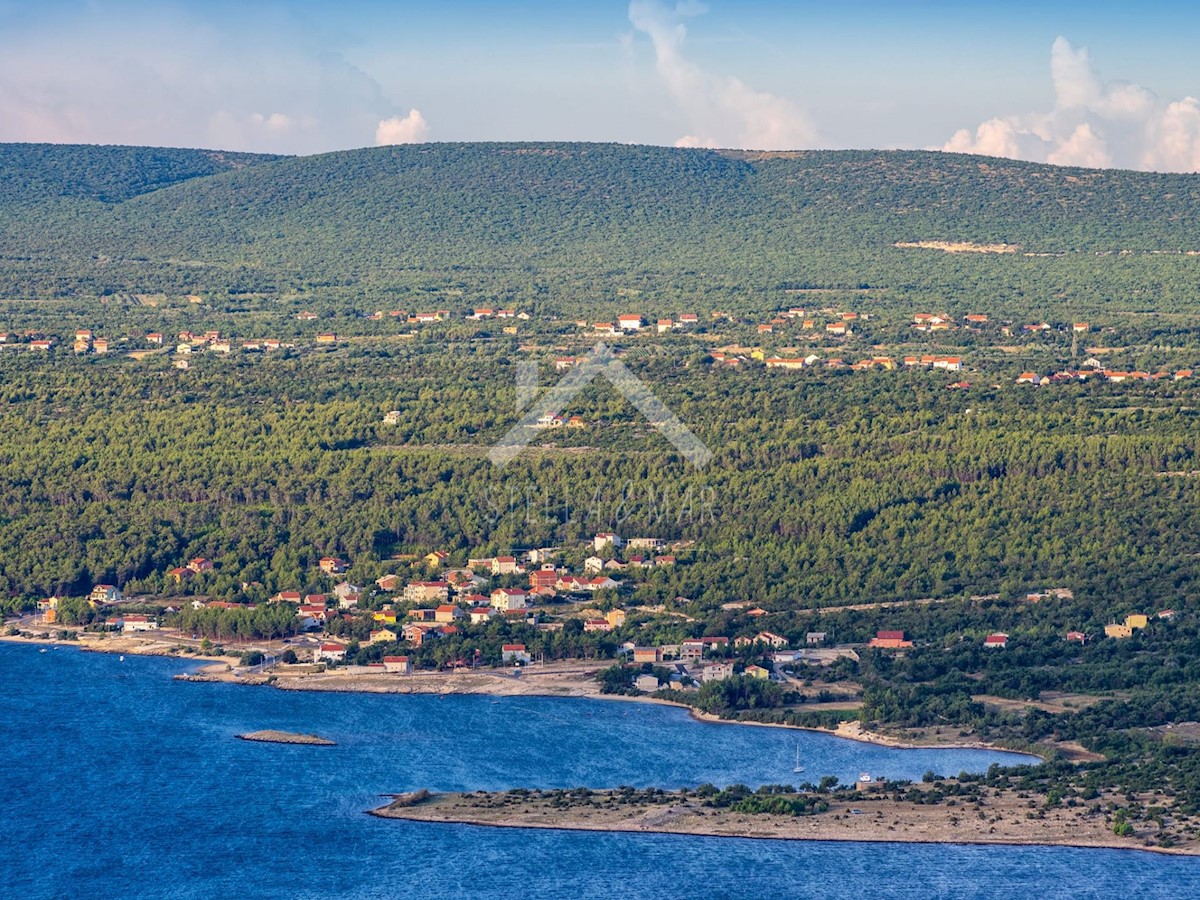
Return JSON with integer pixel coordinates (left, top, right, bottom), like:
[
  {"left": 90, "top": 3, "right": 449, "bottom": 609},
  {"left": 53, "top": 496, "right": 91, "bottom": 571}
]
[
  {"left": 14, "top": 527, "right": 1179, "bottom": 706},
  {"left": 2, "top": 304, "right": 1196, "bottom": 389}
]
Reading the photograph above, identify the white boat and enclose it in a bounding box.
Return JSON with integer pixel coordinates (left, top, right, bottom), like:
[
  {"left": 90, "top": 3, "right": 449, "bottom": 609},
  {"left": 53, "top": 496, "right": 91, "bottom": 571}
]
[{"left": 792, "top": 744, "right": 804, "bottom": 773}]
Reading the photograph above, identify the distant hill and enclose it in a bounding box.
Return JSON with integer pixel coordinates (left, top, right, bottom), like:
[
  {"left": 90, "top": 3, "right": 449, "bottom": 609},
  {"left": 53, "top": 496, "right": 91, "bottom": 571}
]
[
  {"left": 1, "top": 142, "right": 1198, "bottom": 307},
  {"left": 0, "top": 143, "right": 278, "bottom": 205}
]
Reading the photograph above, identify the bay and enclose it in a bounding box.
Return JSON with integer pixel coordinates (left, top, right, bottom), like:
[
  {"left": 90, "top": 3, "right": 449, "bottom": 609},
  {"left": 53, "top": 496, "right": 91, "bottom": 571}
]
[{"left": 2, "top": 642, "right": 1197, "bottom": 899}]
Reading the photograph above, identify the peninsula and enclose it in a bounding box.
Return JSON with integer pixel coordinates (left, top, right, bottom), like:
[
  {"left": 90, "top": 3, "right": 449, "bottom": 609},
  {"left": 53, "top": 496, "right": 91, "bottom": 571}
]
[{"left": 370, "top": 785, "right": 1200, "bottom": 856}]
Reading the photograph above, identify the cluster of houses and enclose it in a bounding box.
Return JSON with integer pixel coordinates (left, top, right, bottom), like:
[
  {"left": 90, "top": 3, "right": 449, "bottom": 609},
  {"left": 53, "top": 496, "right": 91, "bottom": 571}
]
[
  {"left": 909, "top": 315, "right": 1093, "bottom": 336},
  {"left": 1017, "top": 366, "right": 1193, "bottom": 386},
  {"left": 585, "top": 313, "right": 699, "bottom": 335},
  {"left": 263, "top": 534, "right": 685, "bottom": 661}
]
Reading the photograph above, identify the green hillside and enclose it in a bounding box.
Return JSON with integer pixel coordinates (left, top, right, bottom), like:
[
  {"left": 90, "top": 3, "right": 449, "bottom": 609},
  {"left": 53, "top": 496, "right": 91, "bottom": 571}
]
[
  {"left": 2, "top": 143, "right": 1199, "bottom": 314},
  {"left": 0, "top": 143, "right": 277, "bottom": 204}
]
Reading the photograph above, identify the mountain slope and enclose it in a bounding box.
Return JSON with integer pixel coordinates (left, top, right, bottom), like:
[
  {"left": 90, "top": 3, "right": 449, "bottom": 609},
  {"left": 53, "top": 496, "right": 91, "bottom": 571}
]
[
  {"left": 1, "top": 142, "right": 1198, "bottom": 305},
  {"left": 0, "top": 143, "right": 279, "bottom": 205}
]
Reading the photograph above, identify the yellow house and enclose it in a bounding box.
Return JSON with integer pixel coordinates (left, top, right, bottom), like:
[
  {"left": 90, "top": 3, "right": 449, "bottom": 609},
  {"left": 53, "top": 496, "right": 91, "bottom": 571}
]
[
  {"left": 606, "top": 609, "right": 627, "bottom": 628},
  {"left": 1105, "top": 623, "right": 1133, "bottom": 639},
  {"left": 44, "top": 608, "right": 58, "bottom": 624},
  {"left": 750, "top": 348, "right": 766, "bottom": 361},
  {"left": 745, "top": 665, "right": 771, "bottom": 679},
  {"left": 373, "top": 610, "right": 398, "bottom": 625},
  {"left": 369, "top": 627, "right": 398, "bottom": 644},
  {"left": 1125, "top": 614, "right": 1148, "bottom": 630}
]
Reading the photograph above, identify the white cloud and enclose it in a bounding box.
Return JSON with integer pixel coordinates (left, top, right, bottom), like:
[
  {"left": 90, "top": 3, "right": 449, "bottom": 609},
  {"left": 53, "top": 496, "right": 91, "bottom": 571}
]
[
  {"left": 941, "top": 36, "right": 1200, "bottom": 172},
  {"left": 375, "top": 109, "right": 430, "bottom": 145},
  {"left": 628, "top": 0, "right": 815, "bottom": 150},
  {"left": 0, "top": 6, "right": 410, "bottom": 154}
]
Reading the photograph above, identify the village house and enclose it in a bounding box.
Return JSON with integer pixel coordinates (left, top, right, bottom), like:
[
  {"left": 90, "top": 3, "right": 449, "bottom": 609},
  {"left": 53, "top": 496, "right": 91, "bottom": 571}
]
[
  {"left": 168, "top": 567, "right": 193, "bottom": 584},
  {"left": 594, "top": 532, "right": 623, "bottom": 552},
  {"left": 583, "top": 618, "right": 612, "bottom": 633},
  {"left": 121, "top": 614, "right": 158, "bottom": 633},
  {"left": 402, "top": 623, "right": 436, "bottom": 646},
  {"left": 584, "top": 556, "right": 605, "bottom": 573},
  {"left": 318, "top": 642, "right": 346, "bottom": 663},
  {"left": 755, "top": 631, "right": 789, "bottom": 649},
  {"left": 983, "top": 633, "right": 1009, "bottom": 649},
  {"left": 424, "top": 550, "right": 450, "bottom": 569},
  {"left": 376, "top": 574, "right": 402, "bottom": 592},
  {"left": 617, "top": 314, "right": 643, "bottom": 331},
  {"left": 635, "top": 674, "right": 661, "bottom": 692},
  {"left": 404, "top": 581, "right": 451, "bottom": 604},
  {"left": 806, "top": 632, "right": 827, "bottom": 645},
  {"left": 318, "top": 557, "right": 348, "bottom": 575},
  {"left": 502, "top": 643, "right": 531, "bottom": 664},
  {"left": 529, "top": 568, "right": 559, "bottom": 591},
  {"left": 1066, "top": 631, "right": 1087, "bottom": 644},
  {"left": 435, "top": 604, "right": 464, "bottom": 623},
  {"left": 332, "top": 582, "right": 360, "bottom": 600},
  {"left": 869, "top": 630, "right": 913, "bottom": 649},
  {"left": 408, "top": 608, "right": 437, "bottom": 622},
  {"left": 490, "top": 588, "right": 528, "bottom": 611},
  {"left": 369, "top": 627, "right": 398, "bottom": 644},
  {"left": 702, "top": 663, "right": 735, "bottom": 682},
  {"left": 765, "top": 357, "right": 808, "bottom": 370},
  {"left": 90, "top": 584, "right": 121, "bottom": 604},
  {"left": 606, "top": 609, "right": 627, "bottom": 628},
  {"left": 298, "top": 605, "right": 328, "bottom": 628},
  {"left": 632, "top": 647, "right": 662, "bottom": 664},
  {"left": 744, "top": 664, "right": 771, "bottom": 680},
  {"left": 491, "top": 556, "right": 522, "bottom": 575},
  {"left": 188, "top": 557, "right": 213, "bottom": 573},
  {"left": 383, "top": 655, "right": 412, "bottom": 674},
  {"left": 469, "top": 607, "right": 496, "bottom": 624},
  {"left": 271, "top": 590, "right": 301, "bottom": 604},
  {"left": 373, "top": 608, "right": 398, "bottom": 624},
  {"left": 1105, "top": 614, "right": 1149, "bottom": 639}
]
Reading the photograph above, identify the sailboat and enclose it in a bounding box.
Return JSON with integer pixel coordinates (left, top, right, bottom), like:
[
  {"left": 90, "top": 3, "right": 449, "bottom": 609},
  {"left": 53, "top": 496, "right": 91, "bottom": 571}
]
[{"left": 792, "top": 744, "right": 804, "bottom": 773}]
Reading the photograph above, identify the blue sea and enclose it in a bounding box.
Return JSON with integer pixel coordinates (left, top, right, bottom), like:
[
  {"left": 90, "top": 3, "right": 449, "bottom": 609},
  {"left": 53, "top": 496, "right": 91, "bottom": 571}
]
[{"left": 2, "top": 642, "right": 1198, "bottom": 898}]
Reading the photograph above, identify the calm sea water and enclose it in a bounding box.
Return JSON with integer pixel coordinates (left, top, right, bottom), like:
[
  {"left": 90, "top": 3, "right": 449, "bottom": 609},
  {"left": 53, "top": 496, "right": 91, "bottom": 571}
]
[{"left": 2, "top": 642, "right": 1198, "bottom": 899}]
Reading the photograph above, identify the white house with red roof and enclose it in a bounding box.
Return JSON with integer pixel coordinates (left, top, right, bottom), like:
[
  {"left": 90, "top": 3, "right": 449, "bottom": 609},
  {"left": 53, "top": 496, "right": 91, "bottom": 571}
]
[
  {"left": 502, "top": 643, "right": 531, "bottom": 664},
  {"left": 318, "top": 642, "right": 346, "bottom": 662},
  {"left": 617, "top": 314, "right": 643, "bottom": 331}
]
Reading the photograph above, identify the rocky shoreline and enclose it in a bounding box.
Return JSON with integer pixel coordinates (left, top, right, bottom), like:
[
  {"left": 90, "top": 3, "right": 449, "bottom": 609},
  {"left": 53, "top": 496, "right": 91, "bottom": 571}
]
[{"left": 369, "top": 789, "right": 1200, "bottom": 856}]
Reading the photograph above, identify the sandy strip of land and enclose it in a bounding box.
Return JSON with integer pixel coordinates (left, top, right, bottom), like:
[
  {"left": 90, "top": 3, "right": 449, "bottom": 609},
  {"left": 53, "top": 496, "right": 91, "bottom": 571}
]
[
  {"left": 237, "top": 730, "right": 335, "bottom": 746},
  {"left": 0, "top": 630, "right": 229, "bottom": 665},
  {"left": 370, "top": 789, "right": 1199, "bottom": 856}
]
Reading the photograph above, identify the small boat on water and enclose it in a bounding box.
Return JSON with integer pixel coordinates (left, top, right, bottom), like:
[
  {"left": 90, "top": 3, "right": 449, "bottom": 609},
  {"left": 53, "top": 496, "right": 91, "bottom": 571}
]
[
  {"left": 119, "top": 655, "right": 125, "bottom": 662},
  {"left": 792, "top": 744, "right": 805, "bottom": 773},
  {"left": 39, "top": 648, "right": 46, "bottom": 653}
]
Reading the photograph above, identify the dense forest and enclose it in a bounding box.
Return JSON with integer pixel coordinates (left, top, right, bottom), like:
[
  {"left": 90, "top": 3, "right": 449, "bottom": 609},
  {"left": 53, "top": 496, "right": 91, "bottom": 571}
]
[
  {"left": 3, "top": 143, "right": 1200, "bottom": 322},
  {"left": 3, "top": 142, "right": 1200, "bottom": 833}
]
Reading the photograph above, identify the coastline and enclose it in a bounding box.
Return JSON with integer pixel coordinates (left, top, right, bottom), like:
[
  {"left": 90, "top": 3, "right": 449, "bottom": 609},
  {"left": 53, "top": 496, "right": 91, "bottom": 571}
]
[
  {"left": 369, "top": 790, "right": 1200, "bottom": 857},
  {"left": 0, "top": 628, "right": 1034, "bottom": 756}
]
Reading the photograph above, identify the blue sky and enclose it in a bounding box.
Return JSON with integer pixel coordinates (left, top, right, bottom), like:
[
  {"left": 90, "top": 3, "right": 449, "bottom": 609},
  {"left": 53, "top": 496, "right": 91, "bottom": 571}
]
[{"left": 1, "top": 1, "right": 1198, "bottom": 170}]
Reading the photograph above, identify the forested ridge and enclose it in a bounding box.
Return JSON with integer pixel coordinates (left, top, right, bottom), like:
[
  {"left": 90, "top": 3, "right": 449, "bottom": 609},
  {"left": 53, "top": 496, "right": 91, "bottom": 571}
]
[{"left": 3, "top": 143, "right": 1200, "bottom": 321}]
